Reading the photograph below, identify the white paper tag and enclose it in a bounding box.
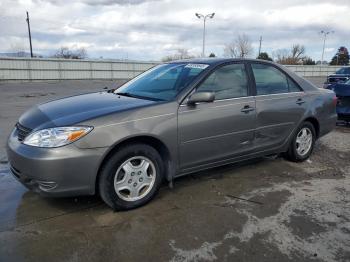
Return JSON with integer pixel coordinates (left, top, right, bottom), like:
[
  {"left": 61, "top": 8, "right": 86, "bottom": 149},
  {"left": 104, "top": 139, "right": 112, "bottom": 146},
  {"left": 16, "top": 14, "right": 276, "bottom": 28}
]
[{"left": 185, "top": 64, "right": 209, "bottom": 70}]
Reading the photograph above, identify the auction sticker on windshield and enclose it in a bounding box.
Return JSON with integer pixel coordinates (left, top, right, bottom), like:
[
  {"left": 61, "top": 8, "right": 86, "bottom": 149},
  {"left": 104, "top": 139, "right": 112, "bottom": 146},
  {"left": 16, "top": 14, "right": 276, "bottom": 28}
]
[{"left": 185, "top": 64, "right": 209, "bottom": 70}]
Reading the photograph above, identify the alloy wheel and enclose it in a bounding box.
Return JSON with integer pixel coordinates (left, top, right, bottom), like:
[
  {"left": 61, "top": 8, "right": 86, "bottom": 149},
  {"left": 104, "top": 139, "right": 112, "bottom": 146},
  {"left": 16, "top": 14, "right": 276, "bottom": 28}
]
[
  {"left": 114, "top": 156, "right": 156, "bottom": 202},
  {"left": 296, "top": 127, "right": 313, "bottom": 156}
]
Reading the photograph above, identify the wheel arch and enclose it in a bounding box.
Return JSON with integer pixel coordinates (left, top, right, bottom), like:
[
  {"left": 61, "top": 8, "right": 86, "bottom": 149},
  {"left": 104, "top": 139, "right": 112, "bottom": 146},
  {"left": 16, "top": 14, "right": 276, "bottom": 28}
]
[
  {"left": 303, "top": 116, "right": 320, "bottom": 138},
  {"left": 95, "top": 135, "right": 174, "bottom": 194}
]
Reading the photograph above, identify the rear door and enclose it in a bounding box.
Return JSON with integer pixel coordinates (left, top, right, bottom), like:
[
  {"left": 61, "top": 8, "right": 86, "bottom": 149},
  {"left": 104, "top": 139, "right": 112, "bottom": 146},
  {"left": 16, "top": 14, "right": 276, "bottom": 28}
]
[
  {"left": 178, "top": 62, "right": 256, "bottom": 171},
  {"left": 250, "top": 62, "right": 307, "bottom": 150}
]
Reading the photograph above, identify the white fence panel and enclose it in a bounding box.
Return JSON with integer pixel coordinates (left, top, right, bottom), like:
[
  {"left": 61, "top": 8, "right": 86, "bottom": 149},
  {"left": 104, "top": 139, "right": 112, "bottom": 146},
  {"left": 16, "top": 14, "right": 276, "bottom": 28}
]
[
  {"left": 0, "top": 57, "right": 158, "bottom": 81},
  {"left": 284, "top": 65, "right": 344, "bottom": 77},
  {"left": 0, "top": 57, "right": 347, "bottom": 82}
]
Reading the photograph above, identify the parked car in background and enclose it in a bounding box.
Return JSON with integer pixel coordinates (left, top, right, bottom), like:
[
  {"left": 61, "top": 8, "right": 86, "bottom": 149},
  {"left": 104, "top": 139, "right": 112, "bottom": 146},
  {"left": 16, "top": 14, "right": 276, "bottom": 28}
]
[
  {"left": 7, "top": 58, "right": 337, "bottom": 210},
  {"left": 324, "top": 67, "right": 350, "bottom": 88},
  {"left": 326, "top": 79, "right": 350, "bottom": 123}
]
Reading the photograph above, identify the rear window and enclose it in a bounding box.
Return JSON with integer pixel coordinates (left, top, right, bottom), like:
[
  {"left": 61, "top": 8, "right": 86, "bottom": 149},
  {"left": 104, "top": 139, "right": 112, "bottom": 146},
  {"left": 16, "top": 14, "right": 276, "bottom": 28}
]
[{"left": 252, "top": 63, "right": 301, "bottom": 95}]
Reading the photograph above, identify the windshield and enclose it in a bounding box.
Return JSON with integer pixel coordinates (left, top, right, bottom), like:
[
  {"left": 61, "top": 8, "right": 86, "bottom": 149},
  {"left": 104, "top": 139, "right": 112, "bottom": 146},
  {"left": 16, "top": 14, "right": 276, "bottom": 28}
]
[
  {"left": 336, "top": 67, "right": 350, "bottom": 74},
  {"left": 115, "top": 63, "right": 209, "bottom": 101}
]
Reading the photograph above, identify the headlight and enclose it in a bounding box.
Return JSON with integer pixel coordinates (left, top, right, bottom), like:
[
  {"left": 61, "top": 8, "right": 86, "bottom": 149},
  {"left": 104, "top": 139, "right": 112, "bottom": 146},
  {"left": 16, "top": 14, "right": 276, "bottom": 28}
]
[{"left": 23, "top": 126, "right": 93, "bottom": 148}]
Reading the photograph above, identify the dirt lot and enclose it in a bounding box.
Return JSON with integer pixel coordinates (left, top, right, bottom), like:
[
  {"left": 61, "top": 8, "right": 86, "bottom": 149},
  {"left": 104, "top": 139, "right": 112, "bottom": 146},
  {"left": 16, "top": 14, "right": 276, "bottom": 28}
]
[{"left": 0, "top": 78, "right": 349, "bottom": 262}]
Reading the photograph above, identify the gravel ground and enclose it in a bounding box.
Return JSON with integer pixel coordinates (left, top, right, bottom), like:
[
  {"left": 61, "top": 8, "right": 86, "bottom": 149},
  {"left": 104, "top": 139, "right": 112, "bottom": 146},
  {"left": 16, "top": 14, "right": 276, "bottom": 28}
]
[{"left": 0, "top": 77, "right": 349, "bottom": 262}]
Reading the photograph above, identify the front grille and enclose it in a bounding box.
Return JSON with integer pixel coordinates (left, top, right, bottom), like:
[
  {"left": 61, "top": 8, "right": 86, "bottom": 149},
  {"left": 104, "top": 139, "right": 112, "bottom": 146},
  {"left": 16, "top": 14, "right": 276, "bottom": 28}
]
[{"left": 16, "top": 122, "right": 32, "bottom": 141}]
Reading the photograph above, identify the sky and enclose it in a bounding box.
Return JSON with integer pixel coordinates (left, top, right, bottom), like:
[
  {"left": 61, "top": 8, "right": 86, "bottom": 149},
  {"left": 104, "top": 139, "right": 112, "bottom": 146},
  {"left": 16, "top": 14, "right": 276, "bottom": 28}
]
[{"left": 0, "top": 0, "right": 349, "bottom": 61}]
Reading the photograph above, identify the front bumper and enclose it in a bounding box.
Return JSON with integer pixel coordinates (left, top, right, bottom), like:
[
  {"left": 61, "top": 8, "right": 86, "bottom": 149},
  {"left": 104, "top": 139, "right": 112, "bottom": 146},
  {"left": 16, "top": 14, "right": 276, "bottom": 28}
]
[{"left": 6, "top": 129, "right": 108, "bottom": 197}]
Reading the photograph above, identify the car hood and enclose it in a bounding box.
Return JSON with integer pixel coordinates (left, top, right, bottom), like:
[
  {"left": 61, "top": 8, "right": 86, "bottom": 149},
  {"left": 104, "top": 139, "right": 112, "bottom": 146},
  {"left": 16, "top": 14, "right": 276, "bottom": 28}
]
[{"left": 19, "top": 92, "right": 156, "bottom": 130}]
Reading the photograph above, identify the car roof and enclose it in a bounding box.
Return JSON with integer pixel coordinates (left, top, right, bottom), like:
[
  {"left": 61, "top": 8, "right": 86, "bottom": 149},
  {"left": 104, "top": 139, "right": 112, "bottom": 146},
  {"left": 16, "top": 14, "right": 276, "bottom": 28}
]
[
  {"left": 166, "top": 58, "right": 275, "bottom": 66},
  {"left": 168, "top": 57, "right": 319, "bottom": 92}
]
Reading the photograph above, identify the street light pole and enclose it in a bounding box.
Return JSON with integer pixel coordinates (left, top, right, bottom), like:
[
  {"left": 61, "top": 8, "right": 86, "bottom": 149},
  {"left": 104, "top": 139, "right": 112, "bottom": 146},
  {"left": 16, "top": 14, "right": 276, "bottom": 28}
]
[
  {"left": 195, "top": 13, "right": 215, "bottom": 57},
  {"left": 26, "top": 11, "right": 33, "bottom": 58},
  {"left": 320, "top": 30, "right": 334, "bottom": 65},
  {"left": 202, "top": 17, "right": 206, "bottom": 57}
]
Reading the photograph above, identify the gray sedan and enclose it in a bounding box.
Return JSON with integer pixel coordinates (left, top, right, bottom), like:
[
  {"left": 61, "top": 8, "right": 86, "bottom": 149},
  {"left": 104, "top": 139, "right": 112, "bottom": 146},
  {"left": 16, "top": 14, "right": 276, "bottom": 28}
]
[{"left": 7, "top": 58, "right": 337, "bottom": 210}]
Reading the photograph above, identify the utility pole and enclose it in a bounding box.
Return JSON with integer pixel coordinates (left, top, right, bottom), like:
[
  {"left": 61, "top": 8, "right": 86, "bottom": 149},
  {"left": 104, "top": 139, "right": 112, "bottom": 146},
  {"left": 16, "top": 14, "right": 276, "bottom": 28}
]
[
  {"left": 320, "top": 30, "right": 334, "bottom": 65},
  {"left": 26, "top": 11, "right": 33, "bottom": 58},
  {"left": 258, "top": 36, "right": 262, "bottom": 56},
  {"left": 195, "top": 13, "right": 215, "bottom": 57}
]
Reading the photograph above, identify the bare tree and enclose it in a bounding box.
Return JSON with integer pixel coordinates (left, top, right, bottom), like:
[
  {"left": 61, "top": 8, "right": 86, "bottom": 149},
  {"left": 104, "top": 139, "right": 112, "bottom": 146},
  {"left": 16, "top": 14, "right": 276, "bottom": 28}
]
[
  {"left": 224, "top": 42, "right": 237, "bottom": 58},
  {"left": 291, "top": 44, "right": 305, "bottom": 60},
  {"left": 75, "top": 47, "right": 88, "bottom": 59},
  {"left": 272, "top": 49, "right": 289, "bottom": 63},
  {"left": 54, "top": 47, "right": 71, "bottom": 59},
  {"left": 161, "top": 48, "right": 195, "bottom": 62},
  {"left": 53, "top": 47, "right": 88, "bottom": 59},
  {"left": 224, "top": 34, "right": 254, "bottom": 58},
  {"left": 273, "top": 44, "right": 306, "bottom": 65}
]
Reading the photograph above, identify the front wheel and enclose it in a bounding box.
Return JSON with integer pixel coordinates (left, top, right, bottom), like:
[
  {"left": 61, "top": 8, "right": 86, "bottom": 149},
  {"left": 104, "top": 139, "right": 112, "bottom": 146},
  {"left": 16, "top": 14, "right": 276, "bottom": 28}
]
[
  {"left": 99, "top": 144, "right": 164, "bottom": 210},
  {"left": 285, "top": 122, "right": 316, "bottom": 162}
]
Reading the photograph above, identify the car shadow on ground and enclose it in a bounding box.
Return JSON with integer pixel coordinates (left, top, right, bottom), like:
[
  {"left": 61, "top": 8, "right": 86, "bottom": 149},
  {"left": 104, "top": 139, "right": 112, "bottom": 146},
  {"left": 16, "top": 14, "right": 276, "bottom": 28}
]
[
  {"left": 3, "top": 124, "right": 350, "bottom": 233},
  {"left": 1, "top": 157, "right": 272, "bottom": 230}
]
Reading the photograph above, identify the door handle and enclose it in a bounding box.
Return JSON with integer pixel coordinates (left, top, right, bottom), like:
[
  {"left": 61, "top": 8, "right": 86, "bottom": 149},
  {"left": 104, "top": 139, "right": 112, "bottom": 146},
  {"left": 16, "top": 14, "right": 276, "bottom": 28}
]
[
  {"left": 296, "top": 98, "right": 306, "bottom": 105},
  {"left": 241, "top": 105, "right": 255, "bottom": 113}
]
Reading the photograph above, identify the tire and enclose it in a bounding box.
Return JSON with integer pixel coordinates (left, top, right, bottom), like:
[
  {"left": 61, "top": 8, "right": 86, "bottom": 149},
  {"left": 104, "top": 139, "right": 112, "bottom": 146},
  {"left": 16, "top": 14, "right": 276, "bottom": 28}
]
[
  {"left": 285, "top": 121, "right": 316, "bottom": 162},
  {"left": 99, "top": 143, "right": 164, "bottom": 211}
]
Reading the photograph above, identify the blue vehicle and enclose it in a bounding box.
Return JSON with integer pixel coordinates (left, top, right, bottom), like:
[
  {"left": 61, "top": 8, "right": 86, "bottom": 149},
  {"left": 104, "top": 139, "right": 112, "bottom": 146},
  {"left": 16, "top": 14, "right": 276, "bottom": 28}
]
[
  {"left": 327, "top": 79, "right": 350, "bottom": 123},
  {"left": 324, "top": 67, "right": 350, "bottom": 89}
]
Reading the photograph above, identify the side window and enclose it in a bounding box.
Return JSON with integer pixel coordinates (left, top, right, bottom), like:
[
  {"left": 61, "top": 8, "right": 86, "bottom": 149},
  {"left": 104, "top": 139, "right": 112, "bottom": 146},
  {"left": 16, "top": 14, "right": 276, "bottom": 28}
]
[
  {"left": 287, "top": 78, "right": 302, "bottom": 92},
  {"left": 197, "top": 64, "right": 248, "bottom": 100},
  {"left": 252, "top": 63, "right": 289, "bottom": 95}
]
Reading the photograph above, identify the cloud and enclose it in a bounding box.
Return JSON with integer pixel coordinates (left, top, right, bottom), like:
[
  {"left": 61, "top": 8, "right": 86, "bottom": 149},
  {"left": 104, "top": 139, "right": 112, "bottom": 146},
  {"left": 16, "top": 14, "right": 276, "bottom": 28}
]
[
  {"left": 1, "top": 0, "right": 349, "bottom": 61},
  {"left": 33, "top": 0, "right": 160, "bottom": 6},
  {"left": 82, "top": 0, "right": 160, "bottom": 5},
  {"left": 324, "top": 47, "right": 335, "bottom": 53}
]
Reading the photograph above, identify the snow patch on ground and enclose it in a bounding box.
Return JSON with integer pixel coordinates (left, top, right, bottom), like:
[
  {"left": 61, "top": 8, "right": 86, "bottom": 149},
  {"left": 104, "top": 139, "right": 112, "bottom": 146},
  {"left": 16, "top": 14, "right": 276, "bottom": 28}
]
[
  {"left": 223, "top": 178, "right": 350, "bottom": 261},
  {"left": 169, "top": 240, "right": 221, "bottom": 262},
  {"left": 169, "top": 177, "right": 350, "bottom": 262},
  {"left": 319, "top": 130, "right": 350, "bottom": 152}
]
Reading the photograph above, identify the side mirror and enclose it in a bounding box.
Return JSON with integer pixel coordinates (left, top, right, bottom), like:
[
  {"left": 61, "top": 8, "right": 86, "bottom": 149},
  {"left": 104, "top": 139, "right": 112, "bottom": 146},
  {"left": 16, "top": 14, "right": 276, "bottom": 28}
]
[{"left": 187, "top": 92, "right": 215, "bottom": 105}]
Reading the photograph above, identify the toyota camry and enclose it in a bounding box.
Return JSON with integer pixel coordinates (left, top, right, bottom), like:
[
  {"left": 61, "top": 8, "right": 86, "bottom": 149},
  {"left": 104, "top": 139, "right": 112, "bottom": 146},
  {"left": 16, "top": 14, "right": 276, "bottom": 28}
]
[{"left": 7, "top": 58, "right": 337, "bottom": 210}]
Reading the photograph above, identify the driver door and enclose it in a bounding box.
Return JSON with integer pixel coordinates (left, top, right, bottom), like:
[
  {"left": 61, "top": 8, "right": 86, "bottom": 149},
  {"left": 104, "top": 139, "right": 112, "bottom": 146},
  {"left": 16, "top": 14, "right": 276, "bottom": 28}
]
[{"left": 178, "top": 63, "right": 256, "bottom": 171}]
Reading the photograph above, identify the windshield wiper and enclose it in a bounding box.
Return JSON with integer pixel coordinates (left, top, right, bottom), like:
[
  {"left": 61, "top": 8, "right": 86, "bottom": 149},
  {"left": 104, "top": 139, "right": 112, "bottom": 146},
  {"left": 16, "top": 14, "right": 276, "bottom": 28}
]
[
  {"left": 115, "top": 92, "right": 135, "bottom": 98},
  {"left": 115, "top": 92, "right": 165, "bottom": 101}
]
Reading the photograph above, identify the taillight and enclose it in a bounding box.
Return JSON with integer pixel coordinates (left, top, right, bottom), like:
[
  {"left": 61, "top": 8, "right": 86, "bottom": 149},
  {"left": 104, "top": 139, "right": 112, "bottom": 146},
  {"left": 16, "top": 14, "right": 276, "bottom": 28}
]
[{"left": 332, "top": 96, "right": 338, "bottom": 106}]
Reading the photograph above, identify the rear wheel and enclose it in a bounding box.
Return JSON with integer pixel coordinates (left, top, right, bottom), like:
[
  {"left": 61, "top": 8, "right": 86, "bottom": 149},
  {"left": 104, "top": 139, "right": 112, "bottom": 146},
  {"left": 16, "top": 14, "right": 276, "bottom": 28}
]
[
  {"left": 285, "top": 122, "right": 316, "bottom": 162},
  {"left": 99, "top": 144, "right": 164, "bottom": 210}
]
